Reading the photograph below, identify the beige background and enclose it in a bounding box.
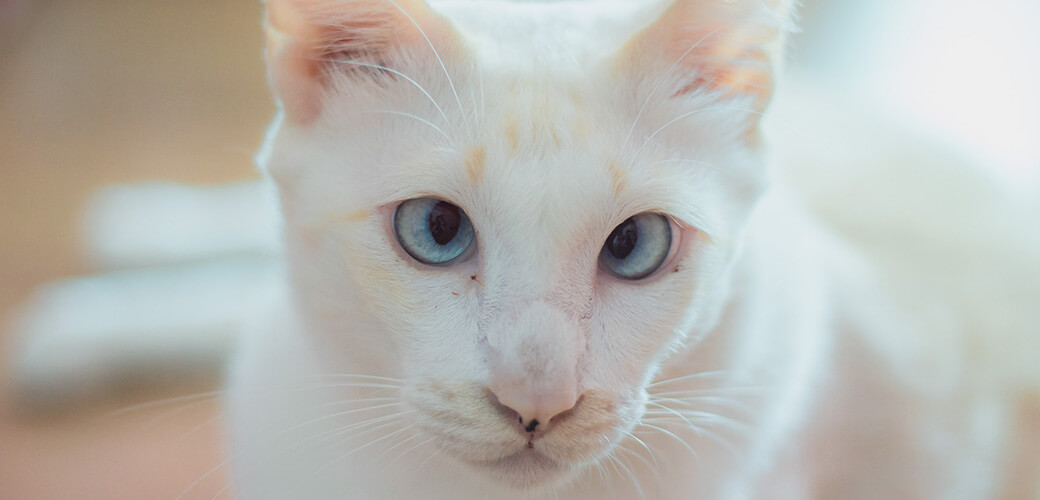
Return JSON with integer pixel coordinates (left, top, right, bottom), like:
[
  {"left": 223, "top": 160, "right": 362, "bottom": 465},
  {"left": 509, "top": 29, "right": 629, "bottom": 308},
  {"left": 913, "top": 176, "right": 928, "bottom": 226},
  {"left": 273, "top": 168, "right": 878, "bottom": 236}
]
[{"left": 0, "top": 1, "right": 268, "bottom": 497}]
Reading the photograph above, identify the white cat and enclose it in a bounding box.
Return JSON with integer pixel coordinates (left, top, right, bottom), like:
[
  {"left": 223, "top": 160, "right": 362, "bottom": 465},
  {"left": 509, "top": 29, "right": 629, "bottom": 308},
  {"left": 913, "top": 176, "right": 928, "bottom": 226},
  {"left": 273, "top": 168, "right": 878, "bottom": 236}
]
[{"left": 226, "top": 0, "right": 1040, "bottom": 498}]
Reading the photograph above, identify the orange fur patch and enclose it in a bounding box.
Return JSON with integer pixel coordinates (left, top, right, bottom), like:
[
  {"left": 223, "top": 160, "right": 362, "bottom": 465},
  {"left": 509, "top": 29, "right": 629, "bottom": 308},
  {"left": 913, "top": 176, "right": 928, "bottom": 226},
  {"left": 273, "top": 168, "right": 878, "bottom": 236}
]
[
  {"left": 530, "top": 97, "right": 561, "bottom": 149},
  {"left": 504, "top": 117, "right": 520, "bottom": 152},
  {"left": 341, "top": 209, "right": 371, "bottom": 223},
  {"left": 465, "top": 146, "right": 486, "bottom": 184},
  {"left": 300, "top": 209, "right": 371, "bottom": 233},
  {"left": 572, "top": 116, "right": 591, "bottom": 142},
  {"left": 606, "top": 159, "right": 626, "bottom": 195},
  {"left": 570, "top": 88, "right": 584, "bottom": 108},
  {"left": 549, "top": 128, "right": 562, "bottom": 148}
]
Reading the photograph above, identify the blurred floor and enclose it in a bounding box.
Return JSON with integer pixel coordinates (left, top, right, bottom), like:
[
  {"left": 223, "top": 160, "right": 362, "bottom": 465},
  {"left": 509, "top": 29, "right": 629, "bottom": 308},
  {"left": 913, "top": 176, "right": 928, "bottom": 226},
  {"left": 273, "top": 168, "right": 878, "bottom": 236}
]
[{"left": 0, "top": 0, "right": 270, "bottom": 497}]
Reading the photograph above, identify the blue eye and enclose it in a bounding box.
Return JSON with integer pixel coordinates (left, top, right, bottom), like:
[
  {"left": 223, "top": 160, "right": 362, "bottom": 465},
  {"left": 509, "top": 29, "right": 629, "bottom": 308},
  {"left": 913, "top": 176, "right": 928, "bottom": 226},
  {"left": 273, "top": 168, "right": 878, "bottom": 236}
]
[
  {"left": 394, "top": 198, "right": 476, "bottom": 265},
  {"left": 599, "top": 213, "right": 673, "bottom": 279}
]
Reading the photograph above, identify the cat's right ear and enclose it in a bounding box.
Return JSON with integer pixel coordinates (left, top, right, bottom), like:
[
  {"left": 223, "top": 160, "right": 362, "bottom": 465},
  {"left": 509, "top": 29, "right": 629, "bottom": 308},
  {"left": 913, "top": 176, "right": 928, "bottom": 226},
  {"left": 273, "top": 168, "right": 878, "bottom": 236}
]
[
  {"left": 616, "top": 0, "right": 796, "bottom": 112},
  {"left": 264, "top": 0, "right": 461, "bottom": 124}
]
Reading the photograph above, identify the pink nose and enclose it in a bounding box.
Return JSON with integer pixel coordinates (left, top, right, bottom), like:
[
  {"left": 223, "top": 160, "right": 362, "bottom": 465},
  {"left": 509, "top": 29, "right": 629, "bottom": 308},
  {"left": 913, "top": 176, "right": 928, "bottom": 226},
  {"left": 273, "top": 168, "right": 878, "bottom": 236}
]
[{"left": 487, "top": 384, "right": 580, "bottom": 433}]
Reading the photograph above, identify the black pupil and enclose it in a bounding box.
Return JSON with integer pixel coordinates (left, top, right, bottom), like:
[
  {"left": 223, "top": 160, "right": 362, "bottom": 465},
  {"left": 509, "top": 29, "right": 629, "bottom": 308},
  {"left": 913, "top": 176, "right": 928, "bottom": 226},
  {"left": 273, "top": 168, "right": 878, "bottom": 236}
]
[
  {"left": 607, "top": 218, "right": 638, "bottom": 259},
  {"left": 428, "top": 201, "right": 462, "bottom": 245}
]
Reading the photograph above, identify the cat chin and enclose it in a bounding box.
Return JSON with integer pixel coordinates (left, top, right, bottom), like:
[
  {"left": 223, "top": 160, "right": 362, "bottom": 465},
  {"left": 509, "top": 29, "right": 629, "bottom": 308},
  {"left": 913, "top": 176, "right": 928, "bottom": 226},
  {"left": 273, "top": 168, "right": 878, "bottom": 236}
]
[{"left": 467, "top": 448, "right": 573, "bottom": 489}]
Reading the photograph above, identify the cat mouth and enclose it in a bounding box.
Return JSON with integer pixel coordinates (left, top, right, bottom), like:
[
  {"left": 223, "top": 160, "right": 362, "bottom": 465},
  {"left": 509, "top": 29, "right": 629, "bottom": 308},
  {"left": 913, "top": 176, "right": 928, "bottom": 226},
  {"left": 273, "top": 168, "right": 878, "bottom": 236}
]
[{"left": 468, "top": 446, "right": 569, "bottom": 488}]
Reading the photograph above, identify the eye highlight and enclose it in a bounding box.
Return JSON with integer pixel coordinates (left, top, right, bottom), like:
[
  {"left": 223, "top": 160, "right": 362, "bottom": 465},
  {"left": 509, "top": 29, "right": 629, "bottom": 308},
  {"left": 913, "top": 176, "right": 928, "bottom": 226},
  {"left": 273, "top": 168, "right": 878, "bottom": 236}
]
[
  {"left": 599, "top": 213, "right": 673, "bottom": 280},
  {"left": 394, "top": 198, "right": 475, "bottom": 265}
]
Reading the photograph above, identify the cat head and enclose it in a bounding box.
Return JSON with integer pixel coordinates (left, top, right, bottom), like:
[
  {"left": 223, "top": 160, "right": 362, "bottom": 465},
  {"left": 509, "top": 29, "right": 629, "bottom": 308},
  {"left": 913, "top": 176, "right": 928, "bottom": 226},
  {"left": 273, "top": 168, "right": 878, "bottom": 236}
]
[{"left": 260, "top": 0, "right": 793, "bottom": 489}]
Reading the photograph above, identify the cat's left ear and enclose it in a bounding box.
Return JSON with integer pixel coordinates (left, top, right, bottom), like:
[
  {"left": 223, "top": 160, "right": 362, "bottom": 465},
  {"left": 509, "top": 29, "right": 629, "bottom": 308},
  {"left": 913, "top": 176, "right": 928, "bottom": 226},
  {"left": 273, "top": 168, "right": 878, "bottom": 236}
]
[
  {"left": 617, "top": 0, "right": 796, "bottom": 112},
  {"left": 264, "top": 0, "right": 462, "bottom": 124}
]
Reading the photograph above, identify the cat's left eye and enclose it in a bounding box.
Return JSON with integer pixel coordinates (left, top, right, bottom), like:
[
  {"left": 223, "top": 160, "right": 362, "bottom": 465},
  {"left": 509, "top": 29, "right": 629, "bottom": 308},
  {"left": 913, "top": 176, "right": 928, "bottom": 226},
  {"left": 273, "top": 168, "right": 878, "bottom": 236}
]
[
  {"left": 599, "top": 213, "right": 675, "bottom": 280},
  {"left": 393, "top": 197, "right": 476, "bottom": 266}
]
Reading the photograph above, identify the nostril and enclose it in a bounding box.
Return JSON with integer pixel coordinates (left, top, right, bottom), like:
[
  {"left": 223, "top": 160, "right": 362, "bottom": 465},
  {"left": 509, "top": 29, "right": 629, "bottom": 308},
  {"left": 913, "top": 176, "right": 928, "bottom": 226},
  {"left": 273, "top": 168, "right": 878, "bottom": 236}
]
[{"left": 523, "top": 418, "right": 540, "bottom": 433}]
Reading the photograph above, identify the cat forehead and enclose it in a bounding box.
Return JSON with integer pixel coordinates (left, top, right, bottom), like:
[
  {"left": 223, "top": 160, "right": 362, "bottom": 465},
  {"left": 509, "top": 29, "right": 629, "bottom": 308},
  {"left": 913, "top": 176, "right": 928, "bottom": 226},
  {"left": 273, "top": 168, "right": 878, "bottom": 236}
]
[
  {"left": 434, "top": 0, "right": 656, "bottom": 65},
  {"left": 482, "top": 74, "right": 604, "bottom": 155}
]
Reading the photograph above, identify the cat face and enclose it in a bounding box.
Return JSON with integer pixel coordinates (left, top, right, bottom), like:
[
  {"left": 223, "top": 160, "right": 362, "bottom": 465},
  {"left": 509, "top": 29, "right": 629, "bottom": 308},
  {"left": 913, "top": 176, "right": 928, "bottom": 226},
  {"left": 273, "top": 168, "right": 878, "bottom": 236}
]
[{"left": 261, "top": 0, "right": 790, "bottom": 489}]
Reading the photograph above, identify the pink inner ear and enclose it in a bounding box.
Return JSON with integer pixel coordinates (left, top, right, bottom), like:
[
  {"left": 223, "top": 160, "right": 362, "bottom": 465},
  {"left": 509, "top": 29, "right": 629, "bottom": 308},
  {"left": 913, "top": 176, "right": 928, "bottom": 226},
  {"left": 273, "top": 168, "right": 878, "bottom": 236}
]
[
  {"left": 266, "top": 11, "right": 400, "bottom": 124},
  {"left": 268, "top": 41, "right": 321, "bottom": 124},
  {"left": 629, "top": 0, "right": 790, "bottom": 110},
  {"left": 264, "top": 0, "right": 459, "bottom": 125},
  {"left": 673, "top": 42, "right": 775, "bottom": 106}
]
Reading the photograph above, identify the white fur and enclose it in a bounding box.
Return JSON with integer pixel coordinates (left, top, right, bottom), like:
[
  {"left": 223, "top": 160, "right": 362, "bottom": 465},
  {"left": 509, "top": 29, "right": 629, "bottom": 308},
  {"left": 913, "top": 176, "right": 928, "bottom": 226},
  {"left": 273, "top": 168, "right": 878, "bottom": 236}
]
[{"left": 227, "top": 1, "right": 1040, "bottom": 498}]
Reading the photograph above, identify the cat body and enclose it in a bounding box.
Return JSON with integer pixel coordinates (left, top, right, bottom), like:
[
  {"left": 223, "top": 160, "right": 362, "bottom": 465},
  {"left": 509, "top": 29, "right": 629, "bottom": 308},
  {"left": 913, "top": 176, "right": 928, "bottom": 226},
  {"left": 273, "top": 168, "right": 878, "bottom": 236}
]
[{"left": 227, "top": 0, "right": 1040, "bottom": 498}]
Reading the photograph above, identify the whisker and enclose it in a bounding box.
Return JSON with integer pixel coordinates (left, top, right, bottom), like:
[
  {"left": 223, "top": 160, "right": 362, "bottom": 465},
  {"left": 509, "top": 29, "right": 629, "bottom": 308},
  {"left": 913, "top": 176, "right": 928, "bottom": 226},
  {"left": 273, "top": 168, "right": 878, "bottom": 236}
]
[
  {"left": 176, "top": 456, "right": 231, "bottom": 500},
  {"left": 108, "top": 390, "right": 224, "bottom": 417},
  {"left": 647, "top": 408, "right": 752, "bottom": 434},
  {"left": 178, "top": 394, "right": 399, "bottom": 437},
  {"left": 269, "top": 412, "right": 414, "bottom": 485},
  {"left": 413, "top": 442, "right": 444, "bottom": 476},
  {"left": 615, "top": 442, "right": 655, "bottom": 471},
  {"left": 317, "top": 421, "right": 417, "bottom": 475},
  {"left": 635, "top": 421, "right": 699, "bottom": 462},
  {"left": 645, "top": 414, "right": 743, "bottom": 459},
  {"left": 590, "top": 456, "right": 609, "bottom": 483},
  {"left": 373, "top": 426, "right": 423, "bottom": 461},
  {"left": 212, "top": 411, "right": 412, "bottom": 492},
  {"left": 322, "top": 58, "right": 453, "bottom": 129},
  {"left": 478, "top": 64, "right": 486, "bottom": 124},
  {"left": 136, "top": 396, "right": 223, "bottom": 432},
  {"left": 208, "top": 479, "right": 233, "bottom": 500},
  {"left": 384, "top": 434, "right": 438, "bottom": 468},
  {"left": 634, "top": 105, "right": 763, "bottom": 160},
  {"left": 650, "top": 385, "right": 762, "bottom": 397},
  {"left": 274, "top": 418, "right": 416, "bottom": 499},
  {"left": 177, "top": 412, "right": 228, "bottom": 441},
  {"left": 294, "top": 381, "right": 405, "bottom": 391},
  {"left": 170, "top": 374, "right": 407, "bottom": 499},
  {"left": 383, "top": 0, "right": 470, "bottom": 134},
  {"left": 360, "top": 110, "right": 453, "bottom": 143},
  {"left": 649, "top": 394, "right": 754, "bottom": 417},
  {"left": 468, "top": 82, "right": 480, "bottom": 129},
  {"left": 644, "top": 400, "right": 704, "bottom": 444},
  {"left": 610, "top": 451, "right": 647, "bottom": 500},
  {"left": 604, "top": 453, "right": 623, "bottom": 484},
  {"left": 621, "top": 430, "right": 658, "bottom": 467},
  {"left": 621, "top": 24, "right": 730, "bottom": 154},
  {"left": 306, "top": 415, "right": 409, "bottom": 460},
  {"left": 648, "top": 370, "right": 729, "bottom": 387},
  {"left": 314, "top": 397, "right": 402, "bottom": 410},
  {"left": 303, "top": 373, "right": 404, "bottom": 383},
  {"left": 643, "top": 158, "right": 745, "bottom": 180},
  {"left": 288, "top": 406, "right": 413, "bottom": 447},
  {"left": 284, "top": 401, "right": 405, "bottom": 432}
]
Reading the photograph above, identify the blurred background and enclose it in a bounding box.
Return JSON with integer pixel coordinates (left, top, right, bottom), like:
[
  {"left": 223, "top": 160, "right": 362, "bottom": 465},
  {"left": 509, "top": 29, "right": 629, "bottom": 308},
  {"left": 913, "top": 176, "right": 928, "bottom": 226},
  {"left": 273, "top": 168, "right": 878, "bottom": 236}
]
[
  {"left": 0, "top": 1, "right": 269, "bottom": 498},
  {"left": 0, "top": 0, "right": 1037, "bottom": 498}
]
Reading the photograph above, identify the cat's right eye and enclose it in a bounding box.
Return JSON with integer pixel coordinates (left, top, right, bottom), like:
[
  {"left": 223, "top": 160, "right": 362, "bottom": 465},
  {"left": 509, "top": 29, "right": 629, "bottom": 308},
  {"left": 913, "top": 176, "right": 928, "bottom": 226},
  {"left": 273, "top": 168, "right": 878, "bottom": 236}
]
[
  {"left": 393, "top": 198, "right": 476, "bottom": 266},
  {"left": 599, "top": 213, "right": 675, "bottom": 280}
]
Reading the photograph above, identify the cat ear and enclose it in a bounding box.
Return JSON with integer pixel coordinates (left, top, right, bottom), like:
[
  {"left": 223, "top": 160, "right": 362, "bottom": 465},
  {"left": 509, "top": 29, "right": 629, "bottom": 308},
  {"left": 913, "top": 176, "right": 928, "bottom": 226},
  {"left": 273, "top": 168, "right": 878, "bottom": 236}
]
[
  {"left": 619, "top": 0, "right": 796, "bottom": 111},
  {"left": 264, "top": 0, "right": 460, "bottom": 123}
]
